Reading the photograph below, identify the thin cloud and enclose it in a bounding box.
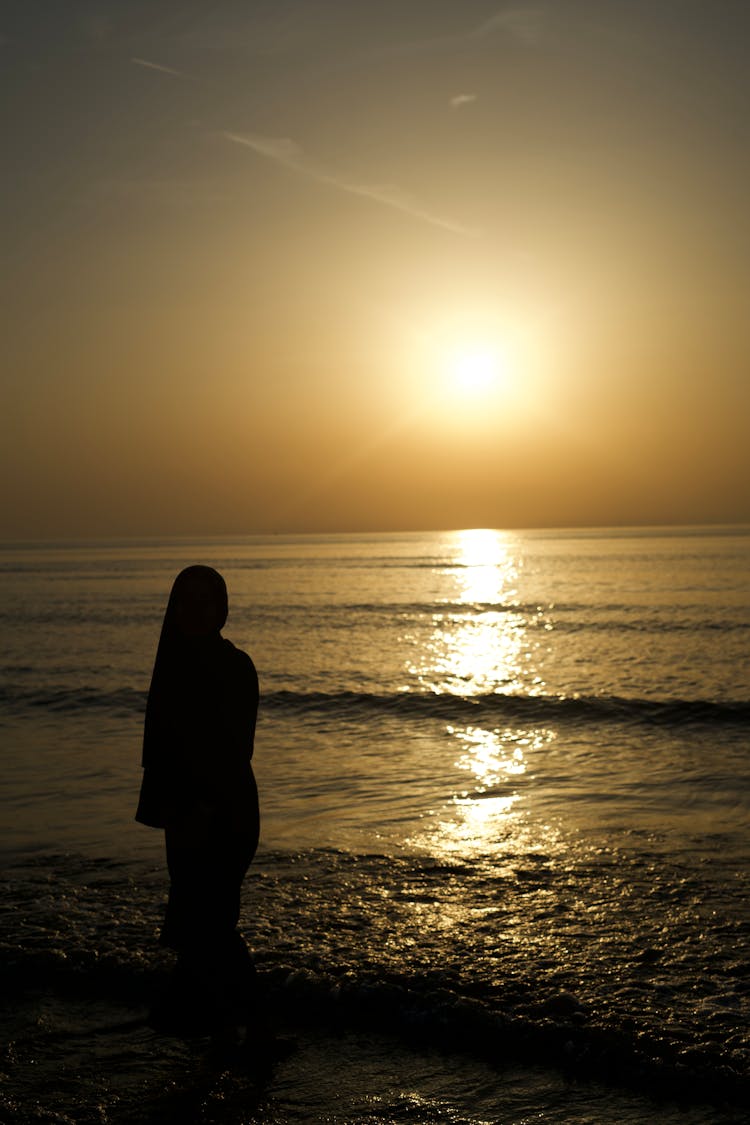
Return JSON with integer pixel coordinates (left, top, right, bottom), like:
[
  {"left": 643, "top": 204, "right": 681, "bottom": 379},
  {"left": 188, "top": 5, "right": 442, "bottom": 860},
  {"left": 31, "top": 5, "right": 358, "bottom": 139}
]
[
  {"left": 381, "top": 5, "right": 545, "bottom": 56},
  {"left": 224, "top": 131, "right": 479, "bottom": 237},
  {"left": 450, "top": 93, "right": 477, "bottom": 109},
  {"left": 473, "top": 7, "right": 545, "bottom": 46},
  {"left": 131, "top": 57, "right": 189, "bottom": 79}
]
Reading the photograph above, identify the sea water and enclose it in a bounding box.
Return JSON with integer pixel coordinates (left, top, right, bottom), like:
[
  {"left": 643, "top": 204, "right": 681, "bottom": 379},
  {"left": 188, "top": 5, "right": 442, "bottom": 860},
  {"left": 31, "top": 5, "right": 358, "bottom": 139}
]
[{"left": 1, "top": 528, "right": 748, "bottom": 1123}]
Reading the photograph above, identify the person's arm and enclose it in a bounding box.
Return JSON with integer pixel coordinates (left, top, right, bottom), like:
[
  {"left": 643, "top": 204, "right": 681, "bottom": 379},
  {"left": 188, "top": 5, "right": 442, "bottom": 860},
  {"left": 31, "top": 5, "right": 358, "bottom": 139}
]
[{"left": 219, "top": 649, "right": 259, "bottom": 758}]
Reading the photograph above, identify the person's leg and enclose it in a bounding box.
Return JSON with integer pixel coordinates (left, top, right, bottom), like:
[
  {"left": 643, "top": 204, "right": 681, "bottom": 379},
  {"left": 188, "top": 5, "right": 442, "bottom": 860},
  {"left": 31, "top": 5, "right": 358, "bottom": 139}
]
[
  {"left": 200, "top": 832, "right": 260, "bottom": 1026},
  {"left": 154, "top": 827, "right": 261, "bottom": 1033}
]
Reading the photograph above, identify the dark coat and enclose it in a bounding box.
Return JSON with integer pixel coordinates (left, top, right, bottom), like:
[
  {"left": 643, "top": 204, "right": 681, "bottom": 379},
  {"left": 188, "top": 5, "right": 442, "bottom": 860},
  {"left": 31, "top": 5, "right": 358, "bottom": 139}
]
[
  {"left": 136, "top": 634, "right": 259, "bottom": 840},
  {"left": 135, "top": 565, "right": 259, "bottom": 845}
]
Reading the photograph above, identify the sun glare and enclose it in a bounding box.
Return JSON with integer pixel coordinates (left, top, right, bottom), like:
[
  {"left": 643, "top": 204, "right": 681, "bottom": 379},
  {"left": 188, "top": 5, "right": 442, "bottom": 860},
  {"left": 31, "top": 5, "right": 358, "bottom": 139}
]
[
  {"left": 450, "top": 348, "right": 501, "bottom": 394},
  {"left": 412, "top": 313, "right": 537, "bottom": 420}
]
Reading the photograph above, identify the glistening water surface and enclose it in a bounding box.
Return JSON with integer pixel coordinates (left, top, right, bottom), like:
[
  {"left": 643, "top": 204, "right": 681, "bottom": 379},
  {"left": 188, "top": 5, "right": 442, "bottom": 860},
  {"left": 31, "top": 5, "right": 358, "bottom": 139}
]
[{"left": 1, "top": 528, "right": 748, "bottom": 1122}]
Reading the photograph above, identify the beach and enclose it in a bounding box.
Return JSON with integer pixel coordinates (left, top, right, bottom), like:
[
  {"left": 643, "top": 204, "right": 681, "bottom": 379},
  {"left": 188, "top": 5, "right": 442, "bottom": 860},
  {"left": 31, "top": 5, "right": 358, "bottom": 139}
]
[{"left": 1, "top": 528, "right": 748, "bottom": 1122}]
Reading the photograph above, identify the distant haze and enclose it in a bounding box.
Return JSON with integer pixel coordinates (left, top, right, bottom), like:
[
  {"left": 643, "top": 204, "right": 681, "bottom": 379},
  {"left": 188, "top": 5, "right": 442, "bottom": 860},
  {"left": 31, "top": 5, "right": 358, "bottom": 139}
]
[{"left": 2, "top": 1, "right": 749, "bottom": 536}]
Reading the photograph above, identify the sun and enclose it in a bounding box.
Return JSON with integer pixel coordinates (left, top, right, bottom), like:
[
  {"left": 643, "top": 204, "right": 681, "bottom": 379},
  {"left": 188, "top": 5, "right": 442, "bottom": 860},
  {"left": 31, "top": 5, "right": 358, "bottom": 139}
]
[
  {"left": 412, "top": 315, "right": 533, "bottom": 417},
  {"left": 452, "top": 349, "right": 498, "bottom": 393},
  {"left": 447, "top": 346, "right": 508, "bottom": 397}
]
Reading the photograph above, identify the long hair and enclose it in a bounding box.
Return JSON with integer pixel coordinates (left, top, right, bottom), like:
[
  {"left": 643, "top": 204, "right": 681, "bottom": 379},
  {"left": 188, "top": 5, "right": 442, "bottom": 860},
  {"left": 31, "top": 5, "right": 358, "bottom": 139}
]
[{"left": 142, "top": 566, "right": 228, "bottom": 770}]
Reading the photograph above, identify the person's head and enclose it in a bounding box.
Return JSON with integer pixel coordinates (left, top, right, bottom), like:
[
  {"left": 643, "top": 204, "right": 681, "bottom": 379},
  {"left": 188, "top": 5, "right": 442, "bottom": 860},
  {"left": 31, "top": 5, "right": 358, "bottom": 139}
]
[{"left": 166, "top": 565, "right": 228, "bottom": 639}]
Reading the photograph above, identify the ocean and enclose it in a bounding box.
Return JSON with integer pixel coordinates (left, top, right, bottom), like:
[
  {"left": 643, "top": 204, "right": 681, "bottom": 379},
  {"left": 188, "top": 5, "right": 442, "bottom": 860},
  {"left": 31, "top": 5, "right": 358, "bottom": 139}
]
[{"left": 1, "top": 527, "right": 748, "bottom": 1124}]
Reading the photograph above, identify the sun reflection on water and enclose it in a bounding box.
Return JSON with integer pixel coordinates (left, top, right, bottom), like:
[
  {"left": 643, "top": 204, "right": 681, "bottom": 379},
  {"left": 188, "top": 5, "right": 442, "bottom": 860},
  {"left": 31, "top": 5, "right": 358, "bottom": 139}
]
[
  {"left": 402, "top": 529, "right": 558, "bottom": 859},
  {"left": 405, "top": 528, "right": 546, "bottom": 697},
  {"left": 453, "top": 724, "right": 528, "bottom": 790},
  {"left": 454, "top": 527, "right": 518, "bottom": 605},
  {"left": 407, "top": 724, "right": 558, "bottom": 858}
]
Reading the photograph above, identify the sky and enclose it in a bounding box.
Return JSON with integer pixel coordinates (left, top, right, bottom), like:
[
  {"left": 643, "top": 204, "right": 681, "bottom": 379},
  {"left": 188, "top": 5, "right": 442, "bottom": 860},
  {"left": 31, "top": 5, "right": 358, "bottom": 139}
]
[{"left": 2, "top": 0, "right": 750, "bottom": 536}]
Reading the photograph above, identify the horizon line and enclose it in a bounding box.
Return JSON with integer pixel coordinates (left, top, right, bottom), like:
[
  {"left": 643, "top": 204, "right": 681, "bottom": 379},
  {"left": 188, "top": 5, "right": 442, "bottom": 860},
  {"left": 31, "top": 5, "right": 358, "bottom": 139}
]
[{"left": 1, "top": 521, "right": 748, "bottom": 546}]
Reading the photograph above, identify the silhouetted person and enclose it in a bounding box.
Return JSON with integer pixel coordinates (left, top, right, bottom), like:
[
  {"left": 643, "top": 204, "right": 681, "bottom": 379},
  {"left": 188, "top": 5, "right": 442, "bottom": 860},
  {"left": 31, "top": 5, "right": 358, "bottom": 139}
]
[{"left": 136, "top": 565, "right": 260, "bottom": 1035}]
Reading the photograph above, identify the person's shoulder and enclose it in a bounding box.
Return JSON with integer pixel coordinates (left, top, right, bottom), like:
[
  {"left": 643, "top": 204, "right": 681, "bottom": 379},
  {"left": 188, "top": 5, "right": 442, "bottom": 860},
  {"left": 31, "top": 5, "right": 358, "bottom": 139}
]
[{"left": 221, "top": 639, "right": 258, "bottom": 682}]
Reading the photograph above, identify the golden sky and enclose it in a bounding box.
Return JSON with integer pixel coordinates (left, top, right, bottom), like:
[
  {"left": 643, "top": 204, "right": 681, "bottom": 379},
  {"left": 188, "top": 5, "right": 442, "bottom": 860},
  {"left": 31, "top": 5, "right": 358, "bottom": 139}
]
[{"left": 2, "top": 1, "right": 749, "bottom": 536}]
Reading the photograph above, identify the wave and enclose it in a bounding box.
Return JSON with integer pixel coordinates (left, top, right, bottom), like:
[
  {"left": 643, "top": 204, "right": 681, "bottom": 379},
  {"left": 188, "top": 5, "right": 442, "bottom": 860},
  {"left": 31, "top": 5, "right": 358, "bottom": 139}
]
[
  {"left": 266, "top": 603, "right": 750, "bottom": 633},
  {"left": 2, "top": 682, "right": 749, "bottom": 728},
  {"left": 268, "top": 966, "right": 749, "bottom": 1107},
  {"left": 4, "top": 599, "right": 747, "bottom": 637},
  {"left": 2, "top": 845, "right": 747, "bottom": 1112},
  {"left": 264, "top": 688, "right": 750, "bottom": 727},
  {"left": 1, "top": 948, "right": 745, "bottom": 1109},
  {"left": 0, "top": 684, "right": 147, "bottom": 717}
]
